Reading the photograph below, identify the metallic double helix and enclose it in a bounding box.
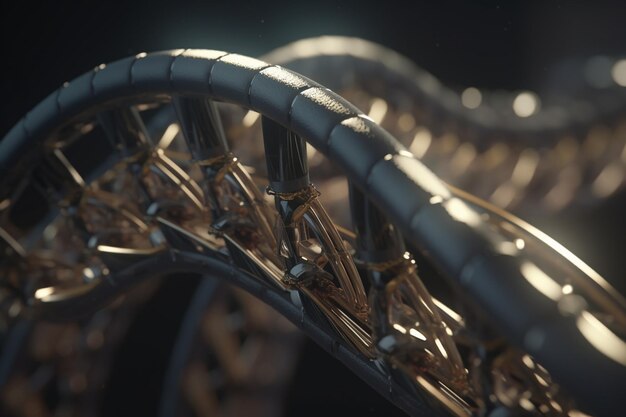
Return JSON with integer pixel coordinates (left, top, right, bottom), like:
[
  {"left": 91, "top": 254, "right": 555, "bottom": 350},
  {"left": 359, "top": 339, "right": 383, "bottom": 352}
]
[{"left": 1, "top": 40, "right": 625, "bottom": 417}]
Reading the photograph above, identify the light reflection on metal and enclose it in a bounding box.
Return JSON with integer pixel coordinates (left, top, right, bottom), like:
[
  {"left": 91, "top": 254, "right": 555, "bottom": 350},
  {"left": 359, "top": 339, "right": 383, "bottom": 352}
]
[
  {"left": 366, "top": 251, "right": 475, "bottom": 416},
  {"left": 544, "top": 167, "right": 581, "bottom": 211},
  {"left": 53, "top": 149, "right": 86, "bottom": 187},
  {"left": 397, "top": 112, "right": 416, "bottom": 132},
  {"left": 0, "top": 198, "right": 10, "bottom": 211},
  {"left": 445, "top": 183, "right": 626, "bottom": 375},
  {"left": 461, "top": 87, "right": 482, "bottom": 109},
  {"left": 449, "top": 143, "right": 477, "bottom": 178},
  {"left": 513, "top": 91, "right": 540, "bottom": 118},
  {"left": 490, "top": 182, "right": 517, "bottom": 208},
  {"left": 416, "top": 376, "right": 472, "bottom": 417},
  {"left": 410, "top": 327, "right": 427, "bottom": 341},
  {"left": 591, "top": 162, "right": 623, "bottom": 197},
  {"left": 577, "top": 311, "right": 626, "bottom": 366},
  {"left": 443, "top": 197, "right": 482, "bottom": 227},
  {"left": 409, "top": 127, "right": 432, "bottom": 158},
  {"left": 511, "top": 148, "right": 539, "bottom": 188},
  {"left": 153, "top": 149, "right": 205, "bottom": 210},
  {"left": 367, "top": 98, "right": 388, "bottom": 124},
  {"left": 157, "top": 123, "right": 181, "bottom": 149},
  {"left": 521, "top": 261, "right": 563, "bottom": 301},
  {"left": 612, "top": 59, "right": 626, "bottom": 87},
  {"left": 34, "top": 286, "right": 55, "bottom": 300},
  {"left": 242, "top": 110, "right": 261, "bottom": 127},
  {"left": 34, "top": 282, "right": 99, "bottom": 303},
  {"left": 96, "top": 245, "right": 164, "bottom": 255},
  {"left": 448, "top": 183, "right": 626, "bottom": 327},
  {"left": 0, "top": 226, "right": 26, "bottom": 257}
]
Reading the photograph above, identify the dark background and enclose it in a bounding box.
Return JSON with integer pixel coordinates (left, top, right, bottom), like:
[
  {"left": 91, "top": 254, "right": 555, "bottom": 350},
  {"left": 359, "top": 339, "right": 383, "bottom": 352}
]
[
  {"left": 2, "top": 1, "right": 626, "bottom": 416},
  {"left": 3, "top": 0, "right": 626, "bottom": 133}
]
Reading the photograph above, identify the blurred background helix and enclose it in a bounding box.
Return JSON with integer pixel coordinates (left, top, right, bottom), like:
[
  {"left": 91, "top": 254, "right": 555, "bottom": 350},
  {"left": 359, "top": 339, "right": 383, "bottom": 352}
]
[{"left": 1, "top": 1, "right": 625, "bottom": 416}]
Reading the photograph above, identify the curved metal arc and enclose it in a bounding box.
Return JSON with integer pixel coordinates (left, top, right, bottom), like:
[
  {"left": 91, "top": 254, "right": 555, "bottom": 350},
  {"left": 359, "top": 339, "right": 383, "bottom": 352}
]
[
  {"left": 158, "top": 277, "right": 221, "bottom": 417},
  {"left": 23, "top": 247, "right": 437, "bottom": 417},
  {"left": 446, "top": 183, "right": 626, "bottom": 325},
  {"left": 262, "top": 36, "right": 626, "bottom": 138},
  {"left": 1, "top": 48, "right": 624, "bottom": 416}
]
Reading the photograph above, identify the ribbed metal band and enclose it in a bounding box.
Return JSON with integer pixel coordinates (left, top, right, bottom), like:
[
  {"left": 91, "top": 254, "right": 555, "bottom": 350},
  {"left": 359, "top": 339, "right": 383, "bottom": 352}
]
[{"left": 1, "top": 49, "right": 623, "bottom": 416}]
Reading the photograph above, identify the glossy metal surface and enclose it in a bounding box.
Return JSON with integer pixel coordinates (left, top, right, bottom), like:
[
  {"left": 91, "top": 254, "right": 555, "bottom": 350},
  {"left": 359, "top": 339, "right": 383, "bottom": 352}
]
[
  {"left": 1, "top": 48, "right": 624, "bottom": 417},
  {"left": 263, "top": 36, "right": 626, "bottom": 215}
]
